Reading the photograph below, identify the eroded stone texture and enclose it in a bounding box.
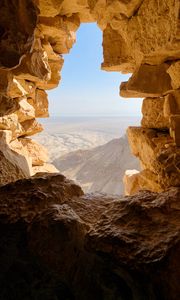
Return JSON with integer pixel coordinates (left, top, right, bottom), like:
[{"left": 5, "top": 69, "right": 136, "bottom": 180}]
[
  {"left": 0, "top": 174, "right": 179, "bottom": 299},
  {"left": 120, "top": 64, "right": 173, "bottom": 98},
  {"left": 0, "top": 151, "right": 25, "bottom": 185},
  {"left": 0, "top": 0, "right": 179, "bottom": 191},
  {"left": 141, "top": 97, "right": 169, "bottom": 129},
  {"left": 127, "top": 127, "right": 180, "bottom": 191},
  {"left": 19, "top": 138, "right": 49, "bottom": 166}
]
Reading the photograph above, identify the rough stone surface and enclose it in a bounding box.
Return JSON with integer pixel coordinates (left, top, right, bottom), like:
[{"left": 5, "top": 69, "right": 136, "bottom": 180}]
[
  {"left": 127, "top": 127, "right": 180, "bottom": 190},
  {"left": 0, "top": 151, "right": 25, "bottom": 186},
  {"left": 141, "top": 97, "right": 169, "bottom": 129},
  {"left": 167, "top": 61, "right": 180, "bottom": 90},
  {"left": 20, "top": 138, "right": 49, "bottom": 166},
  {"left": 124, "top": 169, "right": 163, "bottom": 195},
  {"left": 120, "top": 64, "right": 173, "bottom": 98},
  {"left": 0, "top": 174, "right": 179, "bottom": 299}
]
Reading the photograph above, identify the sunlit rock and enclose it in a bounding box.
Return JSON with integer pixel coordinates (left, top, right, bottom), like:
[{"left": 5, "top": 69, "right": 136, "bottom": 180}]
[
  {"left": 120, "top": 64, "right": 173, "bottom": 98},
  {"left": 127, "top": 127, "right": 180, "bottom": 191},
  {"left": 20, "top": 138, "right": 49, "bottom": 166},
  {"left": 141, "top": 97, "right": 169, "bottom": 129}
]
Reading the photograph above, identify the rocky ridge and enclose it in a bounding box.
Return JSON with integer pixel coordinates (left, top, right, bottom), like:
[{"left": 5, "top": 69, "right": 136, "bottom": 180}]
[{"left": 53, "top": 136, "right": 139, "bottom": 195}]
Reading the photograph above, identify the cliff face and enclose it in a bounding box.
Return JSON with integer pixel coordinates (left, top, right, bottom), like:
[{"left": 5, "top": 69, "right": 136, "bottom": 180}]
[
  {"left": 0, "top": 0, "right": 179, "bottom": 192},
  {"left": 0, "top": 174, "right": 179, "bottom": 300}
]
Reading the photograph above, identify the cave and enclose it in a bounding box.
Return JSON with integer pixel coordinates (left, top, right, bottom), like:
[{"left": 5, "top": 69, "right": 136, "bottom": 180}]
[{"left": 0, "top": 1, "right": 179, "bottom": 299}]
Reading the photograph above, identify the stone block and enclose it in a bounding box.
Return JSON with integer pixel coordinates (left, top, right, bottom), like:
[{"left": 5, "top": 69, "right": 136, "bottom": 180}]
[
  {"left": 120, "top": 64, "right": 173, "bottom": 98},
  {"left": 167, "top": 61, "right": 180, "bottom": 89},
  {"left": 127, "top": 127, "right": 180, "bottom": 189},
  {"left": 124, "top": 169, "right": 163, "bottom": 195},
  {"left": 169, "top": 115, "right": 180, "bottom": 146},
  {"left": 141, "top": 97, "right": 169, "bottom": 129}
]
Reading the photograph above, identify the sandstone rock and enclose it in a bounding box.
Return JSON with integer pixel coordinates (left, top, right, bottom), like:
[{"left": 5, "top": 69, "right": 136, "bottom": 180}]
[
  {"left": 124, "top": 169, "right": 163, "bottom": 195},
  {"left": 0, "top": 174, "right": 179, "bottom": 299},
  {"left": 19, "top": 138, "right": 49, "bottom": 166},
  {"left": 0, "top": 71, "right": 35, "bottom": 99},
  {"left": 164, "top": 91, "right": 180, "bottom": 118},
  {"left": 0, "top": 114, "right": 22, "bottom": 138},
  {"left": 33, "top": 163, "right": 59, "bottom": 174},
  {"left": 37, "top": 16, "right": 78, "bottom": 54},
  {"left": 163, "top": 91, "right": 180, "bottom": 145},
  {"left": 88, "top": 0, "right": 144, "bottom": 29},
  {"left": 113, "top": 0, "right": 179, "bottom": 65},
  {"left": 0, "top": 130, "right": 32, "bottom": 181},
  {"left": 169, "top": 115, "right": 180, "bottom": 146},
  {"left": 60, "top": 0, "right": 91, "bottom": 21},
  {"left": 33, "top": 0, "right": 62, "bottom": 17},
  {"left": 13, "top": 48, "right": 51, "bottom": 83},
  {"left": 0, "top": 96, "right": 19, "bottom": 117},
  {"left": 127, "top": 127, "right": 180, "bottom": 189},
  {"left": 167, "top": 61, "right": 180, "bottom": 89},
  {"left": 20, "top": 118, "right": 43, "bottom": 137},
  {"left": 27, "top": 89, "right": 49, "bottom": 118},
  {"left": 0, "top": 116, "right": 42, "bottom": 140},
  {"left": 36, "top": 42, "right": 64, "bottom": 90},
  {"left": 0, "top": 151, "right": 25, "bottom": 186},
  {"left": 16, "top": 97, "right": 35, "bottom": 122},
  {"left": 7, "top": 78, "right": 34, "bottom": 99},
  {"left": 141, "top": 97, "right": 169, "bottom": 129},
  {"left": 101, "top": 25, "right": 135, "bottom": 73},
  {"left": 120, "top": 64, "right": 173, "bottom": 98},
  {"left": 123, "top": 169, "right": 140, "bottom": 195}
]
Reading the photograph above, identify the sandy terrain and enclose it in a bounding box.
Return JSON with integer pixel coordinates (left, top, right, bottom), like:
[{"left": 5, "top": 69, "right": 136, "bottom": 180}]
[{"left": 34, "top": 116, "right": 141, "bottom": 161}]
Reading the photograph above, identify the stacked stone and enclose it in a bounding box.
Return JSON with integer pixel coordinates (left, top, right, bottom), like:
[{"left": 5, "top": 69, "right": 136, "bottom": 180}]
[
  {"left": 88, "top": 0, "right": 180, "bottom": 193},
  {"left": 0, "top": 0, "right": 179, "bottom": 192}
]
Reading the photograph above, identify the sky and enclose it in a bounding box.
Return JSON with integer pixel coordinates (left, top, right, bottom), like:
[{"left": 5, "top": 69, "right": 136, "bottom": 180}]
[{"left": 48, "top": 23, "right": 143, "bottom": 117}]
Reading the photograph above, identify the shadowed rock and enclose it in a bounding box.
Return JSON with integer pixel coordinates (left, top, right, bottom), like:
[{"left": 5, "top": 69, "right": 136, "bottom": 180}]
[{"left": 0, "top": 174, "right": 179, "bottom": 300}]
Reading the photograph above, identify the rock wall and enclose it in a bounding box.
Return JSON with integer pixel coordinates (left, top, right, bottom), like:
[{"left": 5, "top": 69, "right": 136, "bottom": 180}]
[{"left": 0, "top": 0, "right": 179, "bottom": 192}]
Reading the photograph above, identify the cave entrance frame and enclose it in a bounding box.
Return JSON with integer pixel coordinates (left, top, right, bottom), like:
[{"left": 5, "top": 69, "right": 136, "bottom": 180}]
[{"left": 0, "top": 0, "right": 179, "bottom": 192}]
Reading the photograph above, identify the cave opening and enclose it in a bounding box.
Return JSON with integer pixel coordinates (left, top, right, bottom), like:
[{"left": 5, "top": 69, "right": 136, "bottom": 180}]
[
  {"left": 47, "top": 23, "right": 143, "bottom": 118},
  {"left": 35, "top": 22, "right": 142, "bottom": 195},
  {"left": 0, "top": 0, "right": 179, "bottom": 194},
  {"left": 0, "top": 2, "right": 179, "bottom": 300}
]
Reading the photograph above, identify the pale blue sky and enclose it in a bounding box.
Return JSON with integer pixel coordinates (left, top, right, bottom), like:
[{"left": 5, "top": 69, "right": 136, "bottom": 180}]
[{"left": 48, "top": 23, "right": 142, "bottom": 117}]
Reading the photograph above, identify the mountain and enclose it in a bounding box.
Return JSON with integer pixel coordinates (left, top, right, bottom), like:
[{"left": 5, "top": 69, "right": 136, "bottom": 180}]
[{"left": 53, "top": 135, "right": 139, "bottom": 195}]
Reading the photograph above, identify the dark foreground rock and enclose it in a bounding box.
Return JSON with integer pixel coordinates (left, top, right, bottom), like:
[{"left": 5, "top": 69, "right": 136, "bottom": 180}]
[{"left": 0, "top": 173, "right": 179, "bottom": 300}]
